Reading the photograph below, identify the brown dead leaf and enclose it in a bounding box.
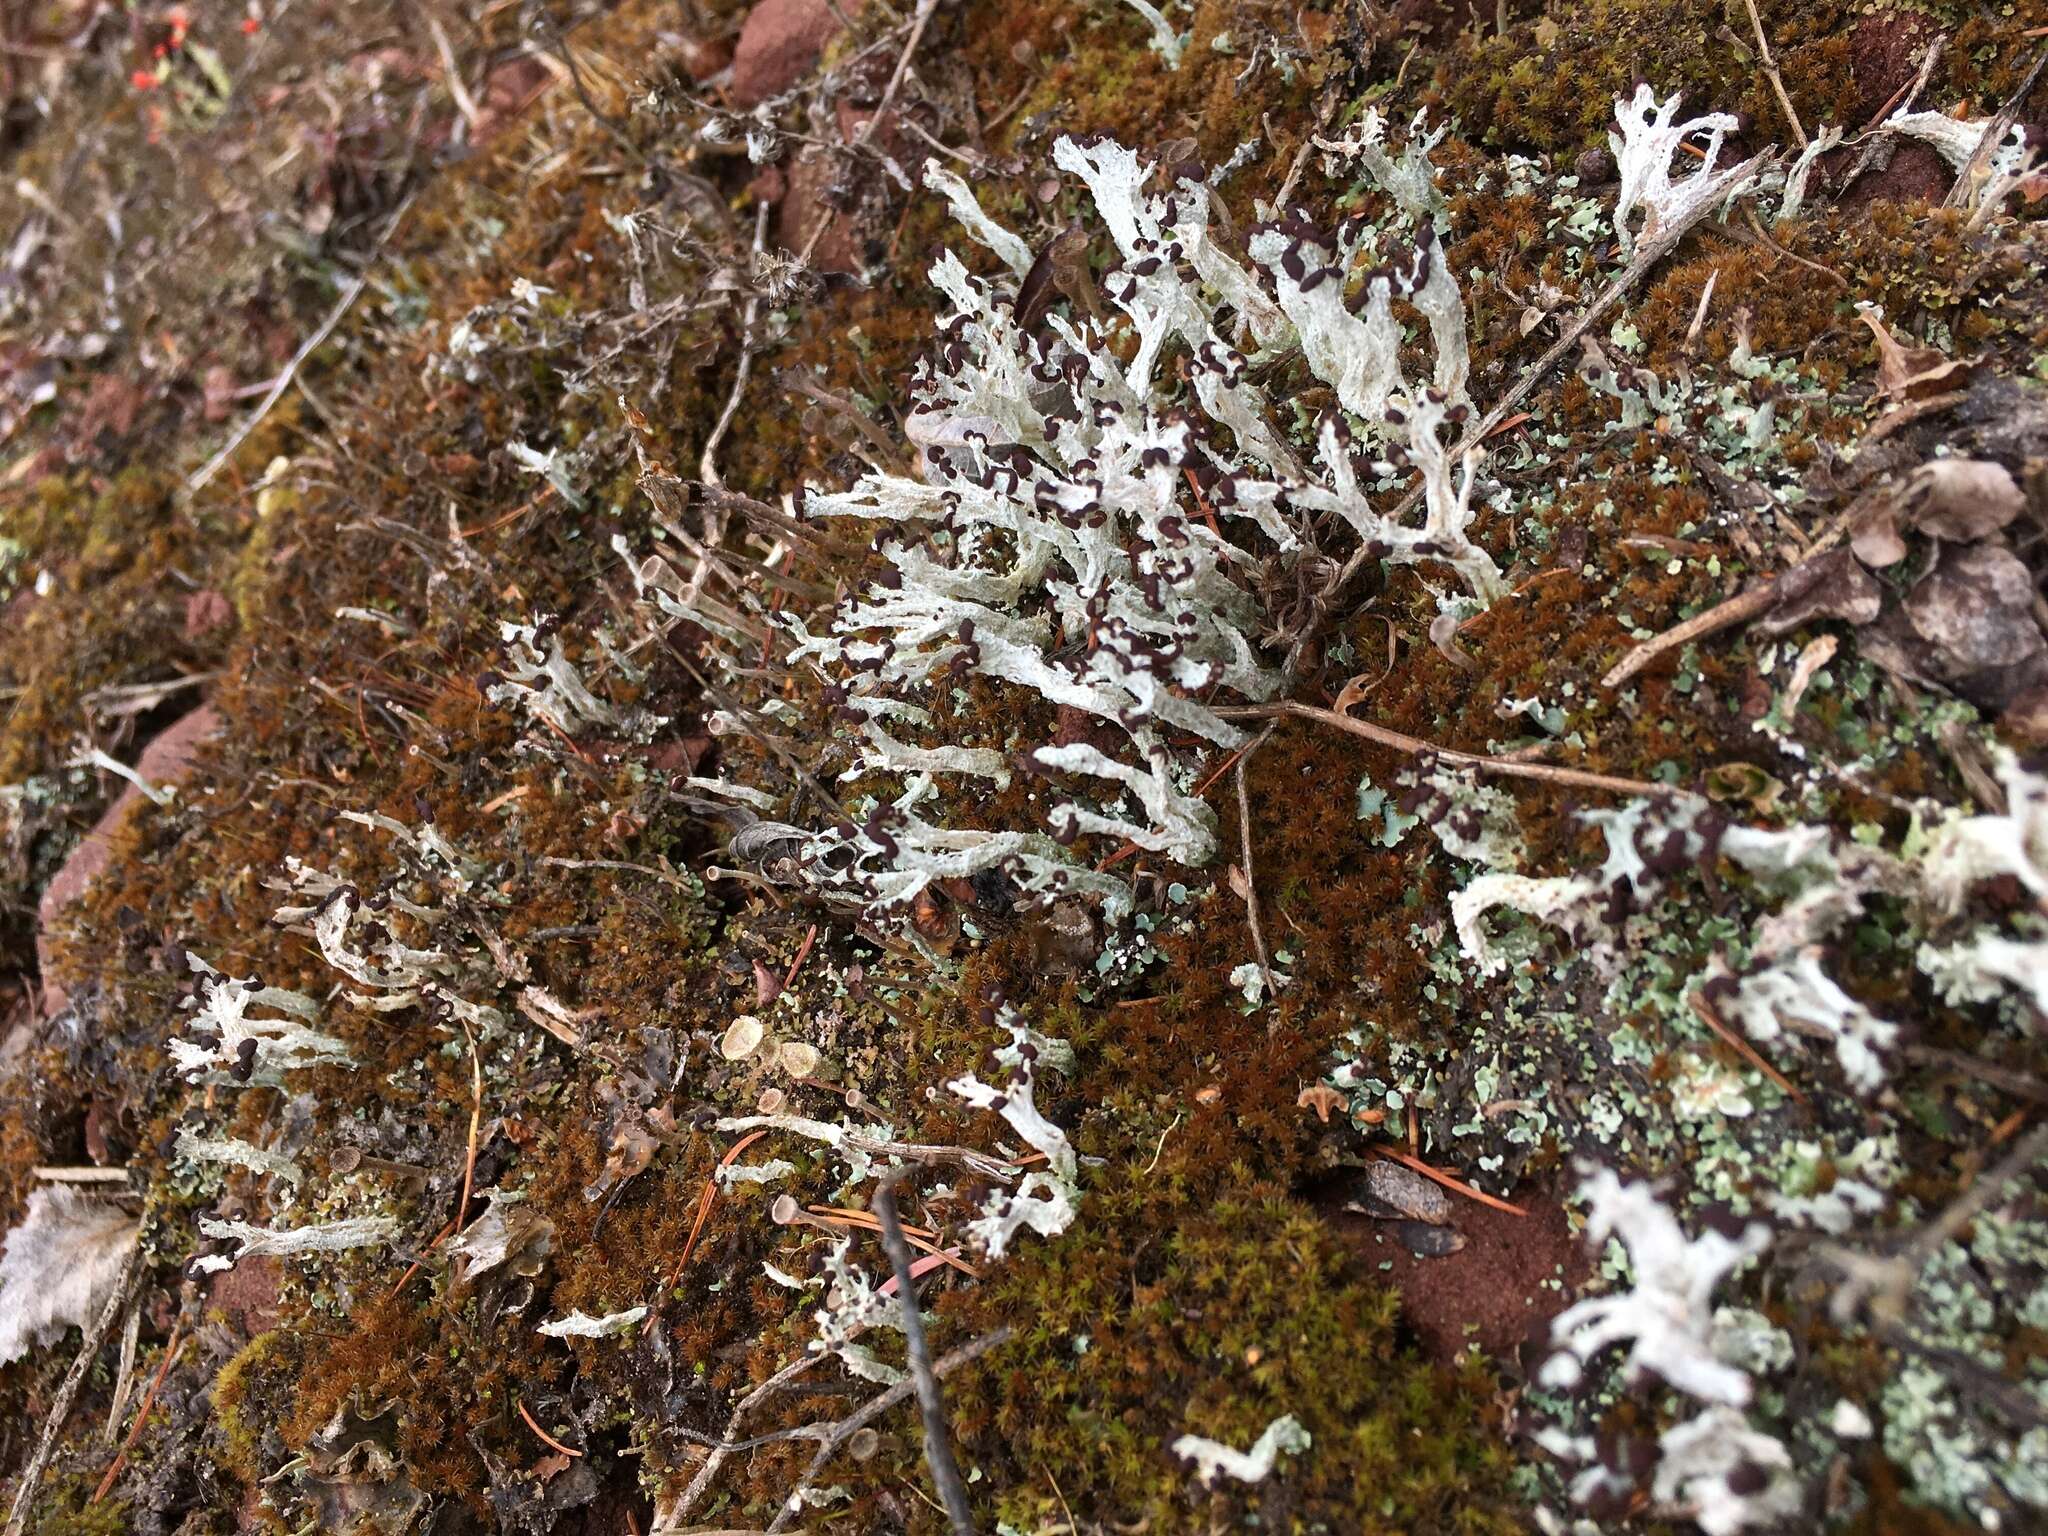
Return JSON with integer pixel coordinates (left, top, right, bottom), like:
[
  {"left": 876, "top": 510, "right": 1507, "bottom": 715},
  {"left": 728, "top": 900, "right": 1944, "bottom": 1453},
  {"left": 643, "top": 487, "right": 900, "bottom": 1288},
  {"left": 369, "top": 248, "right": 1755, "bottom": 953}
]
[
  {"left": 1759, "top": 548, "right": 1883, "bottom": 635},
  {"left": 1859, "top": 308, "right": 1975, "bottom": 403},
  {"left": 1904, "top": 458, "right": 2024, "bottom": 542},
  {"left": 1849, "top": 504, "right": 1908, "bottom": 568},
  {"left": 1297, "top": 1084, "right": 1345, "bottom": 1123},
  {"left": 1904, "top": 544, "right": 2045, "bottom": 674}
]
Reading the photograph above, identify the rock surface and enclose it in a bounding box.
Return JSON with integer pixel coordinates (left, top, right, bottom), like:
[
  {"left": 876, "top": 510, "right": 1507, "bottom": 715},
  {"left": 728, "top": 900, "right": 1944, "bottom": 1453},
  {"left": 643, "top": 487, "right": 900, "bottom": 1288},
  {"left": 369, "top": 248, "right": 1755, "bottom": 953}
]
[
  {"left": 37, "top": 704, "right": 219, "bottom": 1013},
  {"left": 729, "top": 0, "right": 856, "bottom": 109}
]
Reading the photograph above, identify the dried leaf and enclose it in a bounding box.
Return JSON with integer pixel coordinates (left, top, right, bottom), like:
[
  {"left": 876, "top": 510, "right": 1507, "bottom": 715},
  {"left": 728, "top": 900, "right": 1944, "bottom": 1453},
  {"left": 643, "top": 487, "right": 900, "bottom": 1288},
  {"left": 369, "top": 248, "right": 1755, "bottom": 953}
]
[
  {"left": 1332, "top": 668, "right": 1384, "bottom": 716},
  {"left": 1703, "top": 761, "right": 1786, "bottom": 812},
  {"left": 1859, "top": 308, "right": 1976, "bottom": 403},
  {"left": 1848, "top": 505, "right": 1908, "bottom": 568},
  {"left": 1013, "top": 224, "right": 1093, "bottom": 332},
  {"left": 1782, "top": 634, "right": 1839, "bottom": 718},
  {"left": 1904, "top": 544, "right": 2045, "bottom": 674},
  {"left": 1903, "top": 458, "right": 2025, "bottom": 542},
  {"left": 445, "top": 1190, "right": 555, "bottom": 1291},
  {"left": 1296, "top": 1084, "right": 1345, "bottom": 1123},
  {"left": 1758, "top": 549, "right": 1883, "bottom": 635},
  {"left": 0, "top": 1187, "right": 139, "bottom": 1364}
]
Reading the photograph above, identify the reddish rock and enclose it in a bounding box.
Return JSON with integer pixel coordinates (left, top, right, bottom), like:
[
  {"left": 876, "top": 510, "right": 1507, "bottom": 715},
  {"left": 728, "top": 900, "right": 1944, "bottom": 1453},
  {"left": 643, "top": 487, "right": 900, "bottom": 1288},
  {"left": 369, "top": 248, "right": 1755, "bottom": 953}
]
[
  {"left": 1319, "top": 1175, "right": 1590, "bottom": 1364},
  {"left": 184, "top": 589, "right": 234, "bottom": 639},
  {"left": 1849, "top": 11, "right": 1943, "bottom": 126},
  {"left": 37, "top": 705, "right": 220, "bottom": 1013},
  {"left": 1841, "top": 141, "right": 1951, "bottom": 210},
  {"left": 729, "top": 0, "right": 858, "bottom": 109},
  {"left": 676, "top": 34, "right": 734, "bottom": 84},
  {"left": 208, "top": 1254, "right": 284, "bottom": 1337}
]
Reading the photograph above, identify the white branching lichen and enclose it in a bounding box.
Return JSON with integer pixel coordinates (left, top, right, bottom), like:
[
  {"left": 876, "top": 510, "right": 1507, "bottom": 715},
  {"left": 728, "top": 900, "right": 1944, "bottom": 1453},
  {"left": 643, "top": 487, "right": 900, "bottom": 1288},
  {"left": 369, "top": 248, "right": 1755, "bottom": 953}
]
[
  {"left": 484, "top": 616, "right": 618, "bottom": 737},
  {"left": 1170, "top": 1413, "right": 1311, "bottom": 1484},
  {"left": 812, "top": 1237, "right": 905, "bottom": 1385},
  {"left": 537, "top": 1307, "right": 646, "bottom": 1338},
  {"left": 1885, "top": 107, "right": 2030, "bottom": 183},
  {"left": 1111, "top": 0, "right": 1186, "bottom": 67},
  {"left": 1714, "top": 948, "right": 1898, "bottom": 1094},
  {"left": 946, "top": 1005, "right": 1080, "bottom": 1259},
  {"left": 174, "top": 1127, "right": 305, "bottom": 1185},
  {"left": 170, "top": 955, "right": 353, "bottom": 1085},
  {"left": 794, "top": 127, "right": 1513, "bottom": 924},
  {"left": 1541, "top": 1168, "right": 1770, "bottom": 1407},
  {"left": 194, "top": 1214, "right": 399, "bottom": 1275},
  {"left": 1608, "top": 85, "right": 1767, "bottom": 254}
]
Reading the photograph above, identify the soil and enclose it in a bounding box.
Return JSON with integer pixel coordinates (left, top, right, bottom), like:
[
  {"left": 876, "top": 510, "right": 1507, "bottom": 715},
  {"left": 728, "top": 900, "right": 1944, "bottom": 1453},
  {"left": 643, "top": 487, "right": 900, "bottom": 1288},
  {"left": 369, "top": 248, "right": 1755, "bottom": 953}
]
[{"left": 1313, "top": 1173, "right": 1591, "bottom": 1366}]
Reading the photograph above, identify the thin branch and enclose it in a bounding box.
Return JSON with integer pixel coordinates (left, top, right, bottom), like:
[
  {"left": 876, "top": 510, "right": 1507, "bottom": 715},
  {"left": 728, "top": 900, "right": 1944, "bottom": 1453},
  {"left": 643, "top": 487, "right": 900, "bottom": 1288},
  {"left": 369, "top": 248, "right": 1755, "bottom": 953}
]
[
  {"left": 1212, "top": 700, "right": 1694, "bottom": 800},
  {"left": 187, "top": 193, "right": 415, "bottom": 495},
  {"left": 1904, "top": 1046, "right": 2048, "bottom": 1106},
  {"left": 795, "top": 0, "right": 944, "bottom": 271},
  {"left": 656, "top": 1353, "right": 824, "bottom": 1529},
  {"left": 91, "top": 1320, "right": 188, "bottom": 1505},
  {"left": 701, "top": 202, "right": 772, "bottom": 487},
  {"left": 1600, "top": 578, "right": 1781, "bottom": 689},
  {"left": 1943, "top": 41, "right": 2048, "bottom": 211},
  {"left": 1233, "top": 727, "right": 1277, "bottom": 1000},
  {"left": 874, "top": 1175, "right": 973, "bottom": 1536},
  {"left": 1819, "top": 1120, "right": 2048, "bottom": 1328},
  {"left": 426, "top": 13, "right": 481, "bottom": 136},
  {"left": 1738, "top": 0, "right": 1807, "bottom": 149},
  {"left": 1284, "top": 189, "right": 1765, "bottom": 672},
  {"left": 763, "top": 1326, "right": 1013, "bottom": 1534}
]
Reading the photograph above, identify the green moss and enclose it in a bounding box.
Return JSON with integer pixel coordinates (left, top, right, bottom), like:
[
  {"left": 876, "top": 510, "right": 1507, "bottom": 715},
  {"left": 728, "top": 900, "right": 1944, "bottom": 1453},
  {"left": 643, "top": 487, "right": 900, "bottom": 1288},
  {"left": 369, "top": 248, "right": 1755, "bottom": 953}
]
[
  {"left": 22, "top": 1475, "right": 131, "bottom": 1536},
  {"left": 922, "top": 1186, "right": 1519, "bottom": 1533}
]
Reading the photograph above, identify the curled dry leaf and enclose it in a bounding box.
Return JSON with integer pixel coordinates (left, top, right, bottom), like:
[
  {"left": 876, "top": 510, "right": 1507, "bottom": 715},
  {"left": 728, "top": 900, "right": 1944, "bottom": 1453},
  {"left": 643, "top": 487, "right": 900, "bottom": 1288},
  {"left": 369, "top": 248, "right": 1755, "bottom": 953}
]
[
  {"left": 1904, "top": 544, "right": 2045, "bottom": 675},
  {"left": 0, "top": 1187, "right": 139, "bottom": 1365},
  {"left": 1703, "top": 761, "right": 1786, "bottom": 812},
  {"left": 1858, "top": 307, "right": 1977, "bottom": 403},
  {"left": 1903, "top": 458, "right": 2024, "bottom": 542},
  {"left": 1758, "top": 549, "right": 1883, "bottom": 636},
  {"left": 1781, "top": 634, "right": 1840, "bottom": 718},
  {"left": 445, "top": 1190, "right": 555, "bottom": 1291},
  {"left": 1848, "top": 504, "right": 1909, "bottom": 569},
  {"left": 1297, "top": 1084, "right": 1346, "bottom": 1123}
]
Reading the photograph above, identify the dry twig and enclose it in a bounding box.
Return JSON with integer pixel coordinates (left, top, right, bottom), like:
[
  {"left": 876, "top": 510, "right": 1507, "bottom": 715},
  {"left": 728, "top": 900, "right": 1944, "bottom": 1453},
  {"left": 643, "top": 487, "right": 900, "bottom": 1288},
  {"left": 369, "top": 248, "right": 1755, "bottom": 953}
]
[
  {"left": 874, "top": 1174, "right": 974, "bottom": 1536},
  {"left": 762, "top": 1326, "right": 1013, "bottom": 1534},
  {"left": 187, "top": 193, "right": 416, "bottom": 495},
  {"left": 1601, "top": 579, "right": 1783, "bottom": 690},
  {"left": 1213, "top": 700, "right": 1692, "bottom": 800},
  {"left": 1738, "top": 0, "right": 1807, "bottom": 149}
]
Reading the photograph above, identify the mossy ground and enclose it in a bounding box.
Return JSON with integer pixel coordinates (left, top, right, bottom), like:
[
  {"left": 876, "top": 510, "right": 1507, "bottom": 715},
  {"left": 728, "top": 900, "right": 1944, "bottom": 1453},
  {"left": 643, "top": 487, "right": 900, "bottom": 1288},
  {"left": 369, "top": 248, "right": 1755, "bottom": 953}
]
[{"left": 3, "top": 0, "right": 2046, "bottom": 1532}]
